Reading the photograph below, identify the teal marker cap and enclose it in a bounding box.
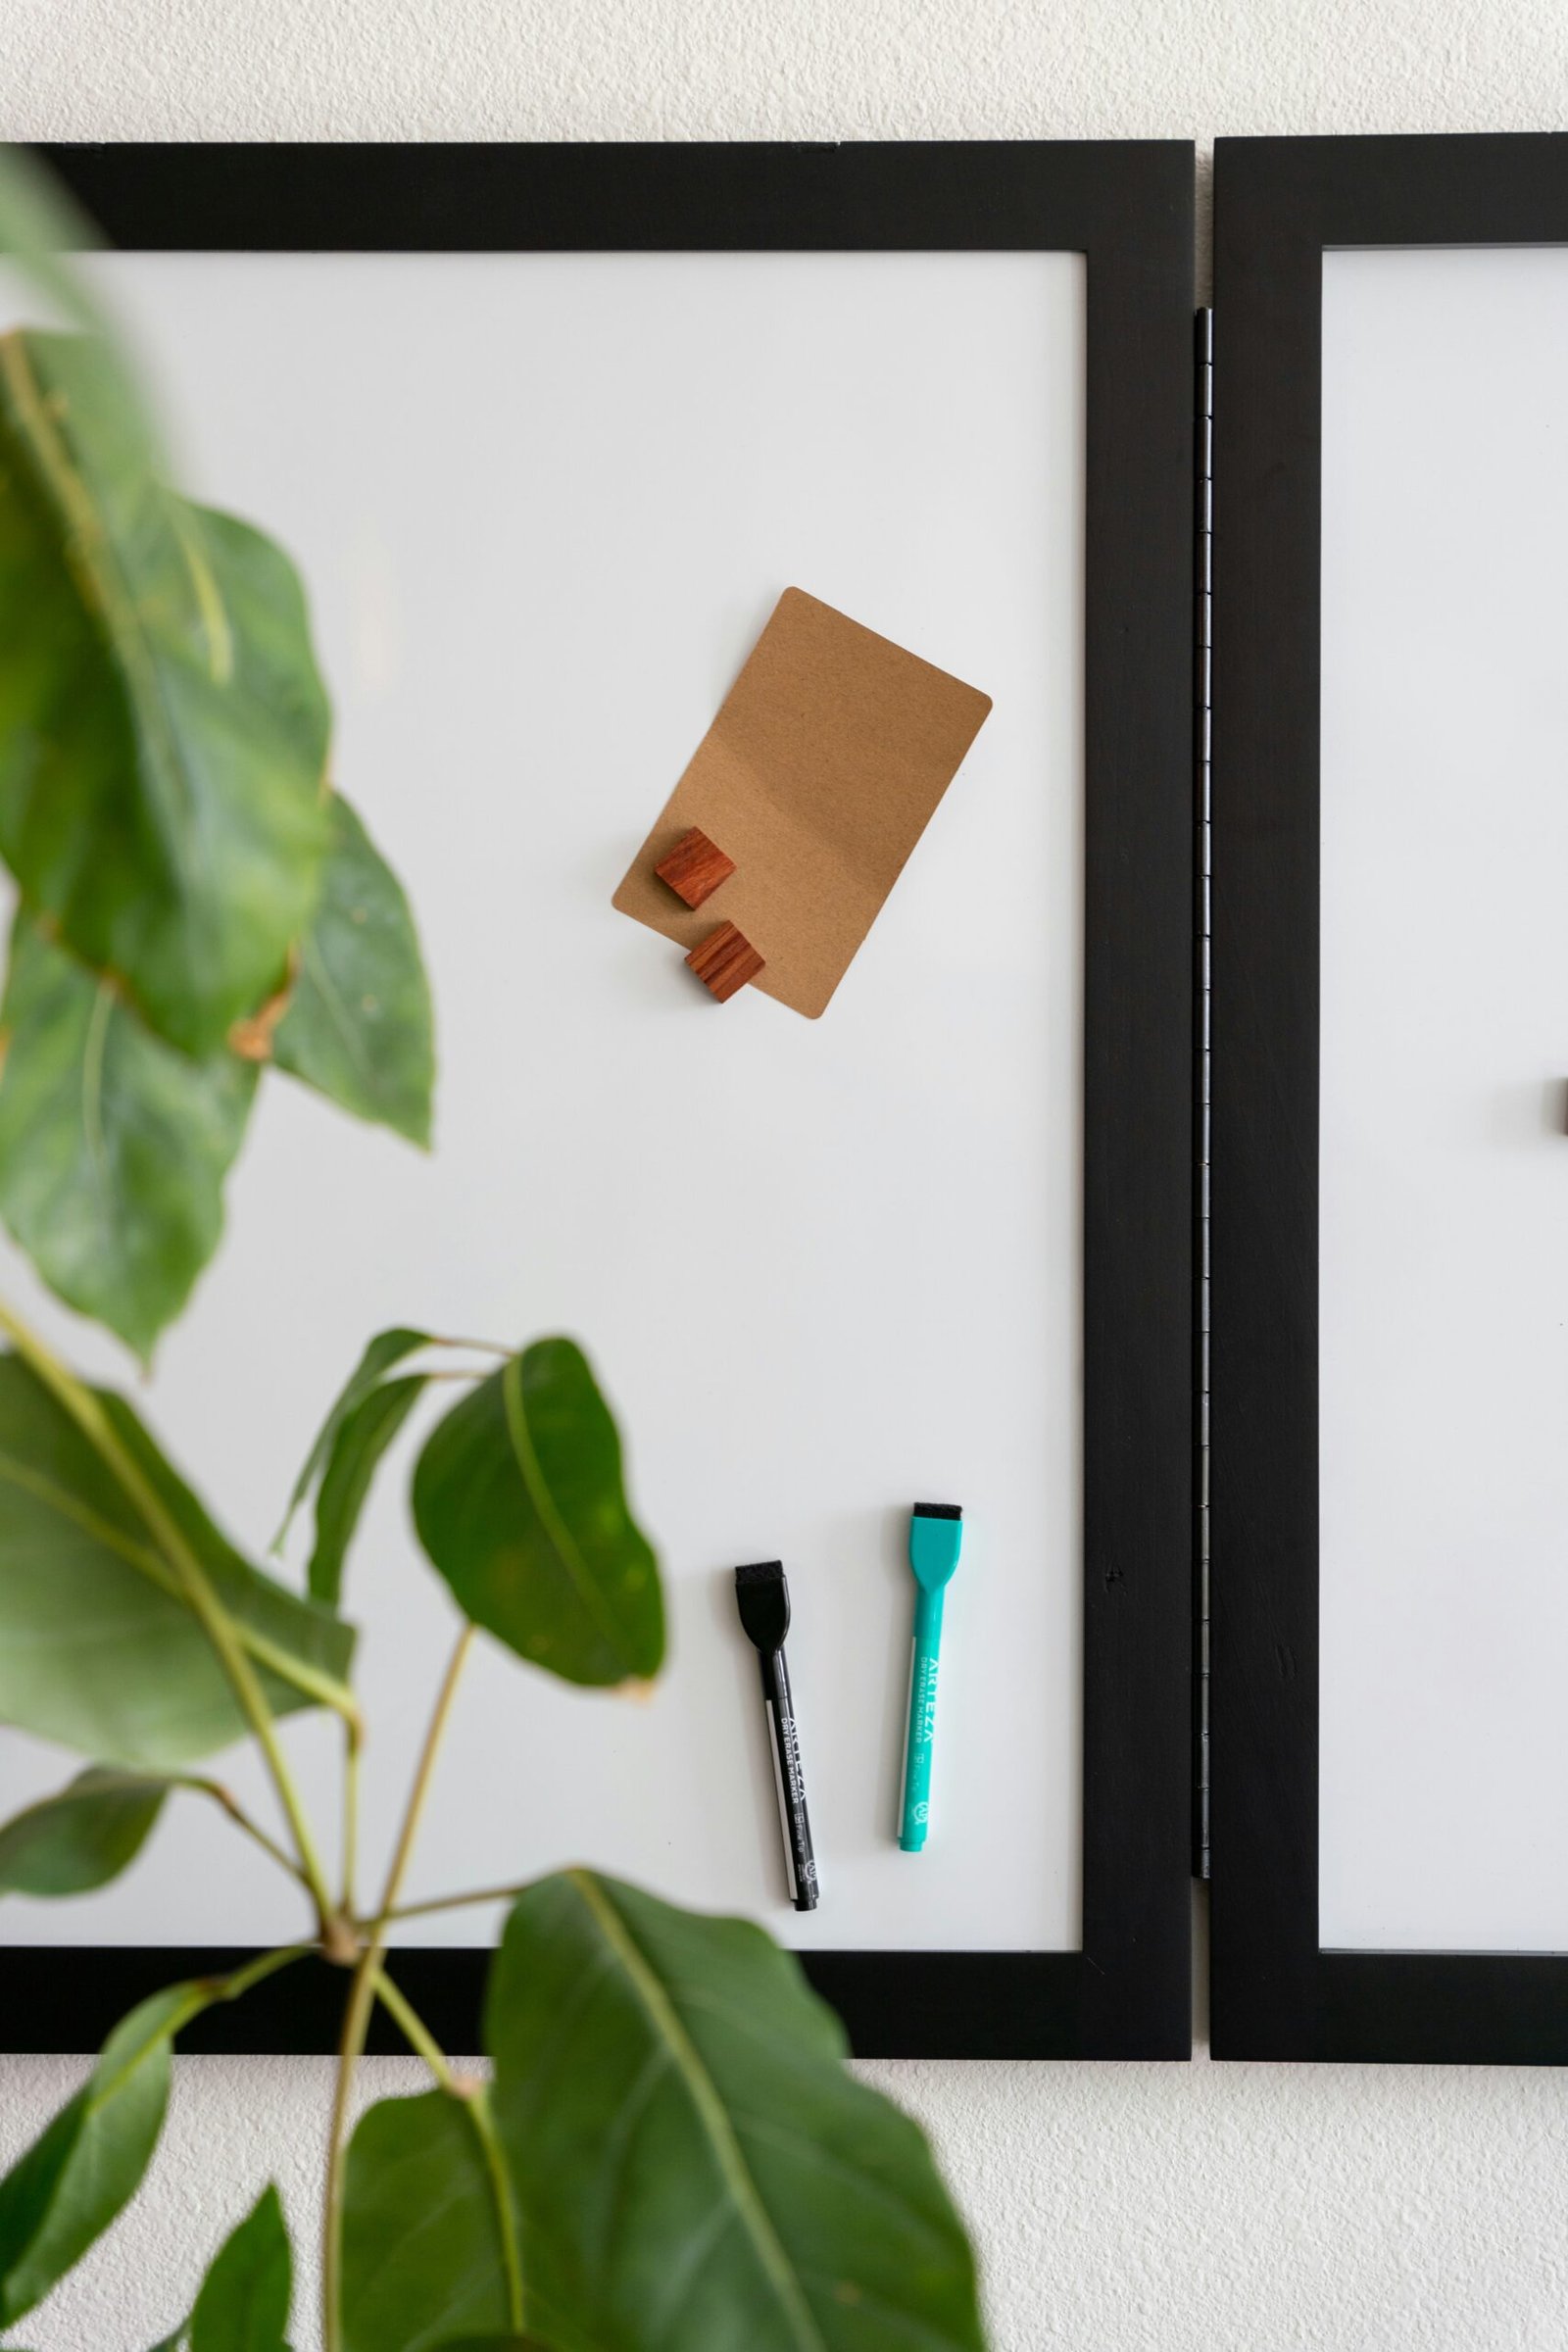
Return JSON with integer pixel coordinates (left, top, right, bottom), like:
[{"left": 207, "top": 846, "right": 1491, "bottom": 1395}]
[
  {"left": 909, "top": 1504, "right": 964, "bottom": 1596},
  {"left": 899, "top": 1503, "right": 963, "bottom": 1852}
]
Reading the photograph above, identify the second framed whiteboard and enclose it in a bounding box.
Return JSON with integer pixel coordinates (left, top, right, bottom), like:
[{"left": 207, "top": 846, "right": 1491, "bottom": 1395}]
[{"left": 1212, "top": 131, "right": 1568, "bottom": 2062}]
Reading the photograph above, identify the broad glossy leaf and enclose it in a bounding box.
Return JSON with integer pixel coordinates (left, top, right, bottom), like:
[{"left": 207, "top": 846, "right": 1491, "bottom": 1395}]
[
  {"left": 0, "top": 1352, "right": 355, "bottom": 1767},
  {"left": 342, "top": 2088, "right": 517, "bottom": 2352},
  {"left": 488, "top": 1872, "right": 986, "bottom": 2352},
  {"left": 0, "top": 153, "right": 152, "bottom": 417},
  {"left": 190, "top": 2183, "right": 291, "bottom": 2352},
  {"left": 0, "top": 917, "right": 258, "bottom": 1360},
  {"left": 275, "top": 1325, "right": 431, "bottom": 1555},
  {"left": 308, "top": 1374, "right": 425, "bottom": 1609},
  {"left": 412, "top": 1341, "right": 662, "bottom": 1689},
  {"left": 0, "top": 154, "right": 170, "bottom": 584},
  {"left": 0, "top": 1980, "right": 199, "bottom": 2325},
  {"left": 0, "top": 150, "right": 106, "bottom": 332},
  {"left": 0, "top": 1766, "right": 169, "bottom": 1896},
  {"left": 0, "top": 330, "right": 329, "bottom": 1056},
  {"left": 272, "top": 794, "right": 433, "bottom": 1147}
]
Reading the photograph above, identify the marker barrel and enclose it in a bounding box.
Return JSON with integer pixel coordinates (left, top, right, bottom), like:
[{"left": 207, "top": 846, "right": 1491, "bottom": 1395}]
[
  {"left": 899, "top": 1585, "right": 946, "bottom": 1851},
  {"left": 760, "top": 1646, "right": 818, "bottom": 1911}
]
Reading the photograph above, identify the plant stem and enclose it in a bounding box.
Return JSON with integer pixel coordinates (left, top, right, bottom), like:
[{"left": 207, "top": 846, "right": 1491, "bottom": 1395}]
[
  {"left": 0, "top": 1298, "right": 338, "bottom": 1937},
  {"left": 210, "top": 1940, "right": 316, "bottom": 2007},
  {"left": 368, "top": 1962, "right": 525, "bottom": 2336},
  {"left": 236, "top": 1625, "right": 361, "bottom": 1724},
  {"left": 468, "top": 2083, "right": 525, "bottom": 2332},
  {"left": 368, "top": 1965, "right": 525, "bottom": 2334},
  {"left": 322, "top": 1940, "right": 380, "bottom": 2351},
  {"left": 0, "top": 1298, "right": 339, "bottom": 1929},
  {"left": 378, "top": 1626, "right": 474, "bottom": 1910},
  {"left": 322, "top": 1626, "right": 475, "bottom": 2352},
  {"left": 365, "top": 1879, "right": 528, "bottom": 1930},
  {"left": 370, "top": 1968, "right": 456, "bottom": 2086},
  {"left": 184, "top": 1778, "right": 312, "bottom": 1889},
  {"left": 340, "top": 1715, "right": 362, "bottom": 1917},
  {"left": 144, "top": 1940, "right": 317, "bottom": 2048}
]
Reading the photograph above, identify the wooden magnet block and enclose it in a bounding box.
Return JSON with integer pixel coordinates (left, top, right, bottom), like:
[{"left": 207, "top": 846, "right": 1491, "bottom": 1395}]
[
  {"left": 686, "top": 921, "right": 764, "bottom": 1004},
  {"left": 655, "top": 826, "right": 735, "bottom": 909}
]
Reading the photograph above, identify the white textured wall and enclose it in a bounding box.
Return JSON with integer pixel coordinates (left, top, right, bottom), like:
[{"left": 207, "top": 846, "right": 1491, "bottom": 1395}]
[
  {"left": 5, "top": 4, "right": 1568, "bottom": 2348},
  {"left": 7, "top": 2025, "right": 1568, "bottom": 2352},
  {"left": 3, "top": 0, "right": 1567, "bottom": 149}
]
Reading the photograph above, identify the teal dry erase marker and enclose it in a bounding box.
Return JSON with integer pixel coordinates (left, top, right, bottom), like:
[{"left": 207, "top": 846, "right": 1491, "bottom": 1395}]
[{"left": 898, "top": 1502, "right": 963, "bottom": 1852}]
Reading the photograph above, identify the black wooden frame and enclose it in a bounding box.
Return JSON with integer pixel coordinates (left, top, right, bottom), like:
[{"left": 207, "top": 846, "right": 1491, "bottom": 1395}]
[
  {"left": 1211, "top": 132, "right": 1568, "bottom": 2062},
  {"left": 2, "top": 140, "right": 1195, "bottom": 2060}
]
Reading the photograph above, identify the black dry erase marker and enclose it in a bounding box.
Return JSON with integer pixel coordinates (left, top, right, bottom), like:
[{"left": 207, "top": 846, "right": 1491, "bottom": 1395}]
[{"left": 734, "top": 1561, "right": 818, "bottom": 1911}]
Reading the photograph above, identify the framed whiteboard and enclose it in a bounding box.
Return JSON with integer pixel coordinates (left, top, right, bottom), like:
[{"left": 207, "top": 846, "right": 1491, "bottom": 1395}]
[
  {"left": 0, "top": 143, "right": 1194, "bottom": 2059},
  {"left": 1211, "top": 132, "right": 1568, "bottom": 2061}
]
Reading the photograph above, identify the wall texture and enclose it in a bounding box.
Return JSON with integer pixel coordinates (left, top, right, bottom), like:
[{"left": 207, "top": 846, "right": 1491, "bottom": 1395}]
[
  {"left": 5, "top": 0, "right": 1568, "bottom": 149},
  {"left": 5, "top": 3, "right": 1568, "bottom": 2347}
]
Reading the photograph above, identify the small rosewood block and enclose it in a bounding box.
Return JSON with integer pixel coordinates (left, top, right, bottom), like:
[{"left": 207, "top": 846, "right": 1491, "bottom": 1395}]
[
  {"left": 655, "top": 826, "right": 735, "bottom": 909},
  {"left": 686, "top": 921, "right": 764, "bottom": 1004}
]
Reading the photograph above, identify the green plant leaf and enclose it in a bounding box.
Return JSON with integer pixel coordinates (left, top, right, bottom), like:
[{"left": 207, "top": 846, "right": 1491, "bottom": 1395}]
[
  {"left": 0, "top": 148, "right": 101, "bottom": 328},
  {"left": 0, "top": 1979, "right": 202, "bottom": 2326},
  {"left": 0, "top": 1765, "right": 170, "bottom": 1896},
  {"left": 272, "top": 793, "right": 434, "bottom": 1147},
  {"left": 275, "top": 1324, "right": 432, "bottom": 1556},
  {"left": 488, "top": 1872, "right": 987, "bottom": 2352},
  {"left": 190, "top": 2183, "right": 291, "bottom": 2352},
  {"left": 0, "top": 917, "right": 259, "bottom": 1361},
  {"left": 342, "top": 2089, "right": 518, "bottom": 2352},
  {"left": 0, "top": 150, "right": 152, "bottom": 427},
  {"left": 0, "top": 329, "right": 329, "bottom": 1057},
  {"left": 412, "top": 1341, "right": 662, "bottom": 1689},
  {"left": 0, "top": 150, "right": 169, "bottom": 526},
  {"left": 307, "top": 1373, "right": 425, "bottom": 1609},
  {"left": 0, "top": 1351, "right": 355, "bottom": 1767}
]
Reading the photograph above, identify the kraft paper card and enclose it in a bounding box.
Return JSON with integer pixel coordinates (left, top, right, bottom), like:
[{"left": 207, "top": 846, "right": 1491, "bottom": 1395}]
[{"left": 612, "top": 588, "right": 992, "bottom": 1017}]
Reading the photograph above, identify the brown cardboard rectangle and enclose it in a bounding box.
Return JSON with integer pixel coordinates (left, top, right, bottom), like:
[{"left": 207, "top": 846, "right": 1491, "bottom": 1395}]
[{"left": 612, "top": 588, "right": 992, "bottom": 1016}]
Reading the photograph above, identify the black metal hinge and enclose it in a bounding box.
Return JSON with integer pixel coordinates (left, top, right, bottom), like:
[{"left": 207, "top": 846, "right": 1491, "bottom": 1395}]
[{"left": 1194, "top": 307, "right": 1212, "bottom": 1882}]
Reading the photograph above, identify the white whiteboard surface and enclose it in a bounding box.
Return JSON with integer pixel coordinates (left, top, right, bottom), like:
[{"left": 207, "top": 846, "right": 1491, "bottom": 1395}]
[
  {"left": 0, "top": 250, "right": 1086, "bottom": 1954},
  {"left": 1319, "top": 246, "right": 1568, "bottom": 1952}
]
